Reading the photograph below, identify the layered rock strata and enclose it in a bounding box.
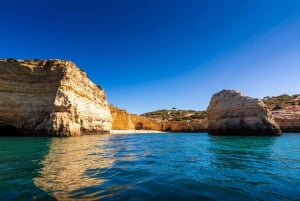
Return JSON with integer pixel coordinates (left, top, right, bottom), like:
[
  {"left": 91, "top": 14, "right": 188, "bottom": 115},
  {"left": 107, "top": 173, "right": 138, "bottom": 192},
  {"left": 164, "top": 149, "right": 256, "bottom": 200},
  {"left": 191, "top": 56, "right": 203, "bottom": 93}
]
[
  {"left": 0, "top": 59, "right": 112, "bottom": 136},
  {"left": 207, "top": 90, "right": 281, "bottom": 136},
  {"left": 130, "top": 114, "right": 163, "bottom": 130},
  {"left": 272, "top": 106, "right": 300, "bottom": 132},
  {"left": 263, "top": 95, "right": 300, "bottom": 132},
  {"left": 162, "top": 119, "right": 208, "bottom": 132},
  {"left": 109, "top": 105, "right": 208, "bottom": 132}
]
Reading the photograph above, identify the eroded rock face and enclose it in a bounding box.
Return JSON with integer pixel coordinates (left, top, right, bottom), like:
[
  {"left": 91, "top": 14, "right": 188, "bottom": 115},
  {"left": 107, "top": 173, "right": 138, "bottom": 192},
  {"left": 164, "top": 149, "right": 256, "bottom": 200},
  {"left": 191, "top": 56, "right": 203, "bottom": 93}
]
[
  {"left": 263, "top": 94, "right": 300, "bottom": 132},
  {"left": 272, "top": 105, "right": 300, "bottom": 132},
  {"left": 130, "top": 114, "right": 163, "bottom": 130},
  {"left": 162, "top": 120, "right": 208, "bottom": 132},
  {"left": 109, "top": 105, "right": 208, "bottom": 132},
  {"left": 207, "top": 90, "right": 281, "bottom": 136},
  {"left": 109, "top": 105, "right": 135, "bottom": 130},
  {"left": 0, "top": 59, "right": 112, "bottom": 136}
]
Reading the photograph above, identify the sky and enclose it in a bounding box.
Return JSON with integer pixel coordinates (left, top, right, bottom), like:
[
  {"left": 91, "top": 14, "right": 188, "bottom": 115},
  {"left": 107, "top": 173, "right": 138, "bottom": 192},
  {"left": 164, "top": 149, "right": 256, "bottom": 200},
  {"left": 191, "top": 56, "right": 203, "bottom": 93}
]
[{"left": 1, "top": 0, "right": 300, "bottom": 114}]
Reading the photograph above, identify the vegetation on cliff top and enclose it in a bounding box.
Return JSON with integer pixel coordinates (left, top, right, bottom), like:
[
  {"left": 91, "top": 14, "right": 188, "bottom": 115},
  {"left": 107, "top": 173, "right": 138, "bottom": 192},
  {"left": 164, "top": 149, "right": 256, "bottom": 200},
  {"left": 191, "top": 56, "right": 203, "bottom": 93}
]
[
  {"left": 142, "top": 94, "right": 300, "bottom": 121},
  {"left": 141, "top": 109, "right": 207, "bottom": 121},
  {"left": 263, "top": 94, "right": 300, "bottom": 110}
]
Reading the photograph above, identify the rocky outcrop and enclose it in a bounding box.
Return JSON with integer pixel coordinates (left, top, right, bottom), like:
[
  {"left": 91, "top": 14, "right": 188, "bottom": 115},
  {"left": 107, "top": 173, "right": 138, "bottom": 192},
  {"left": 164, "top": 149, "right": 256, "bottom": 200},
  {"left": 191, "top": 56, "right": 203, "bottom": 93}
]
[
  {"left": 109, "top": 105, "right": 135, "bottom": 130},
  {"left": 162, "top": 119, "right": 208, "bottom": 132},
  {"left": 207, "top": 90, "right": 282, "bottom": 136},
  {"left": 130, "top": 114, "right": 163, "bottom": 130},
  {"left": 0, "top": 59, "right": 112, "bottom": 136},
  {"left": 263, "top": 94, "right": 300, "bottom": 132},
  {"left": 109, "top": 105, "right": 208, "bottom": 132},
  {"left": 109, "top": 105, "right": 163, "bottom": 131},
  {"left": 272, "top": 105, "right": 300, "bottom": 132}
]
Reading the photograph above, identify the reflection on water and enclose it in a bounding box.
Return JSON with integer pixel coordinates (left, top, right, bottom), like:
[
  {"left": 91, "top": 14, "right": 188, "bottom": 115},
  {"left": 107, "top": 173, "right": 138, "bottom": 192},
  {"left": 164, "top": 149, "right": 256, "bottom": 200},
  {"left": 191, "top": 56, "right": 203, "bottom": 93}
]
[
  {"left": 208, "top": 136, "right": 276, "bottom": 169},
  {"left": 34, "top": 135, "right": 115, "bottom": 200},
  {"left": 0, "top": 137, "right": 54, "bottom": 201},
  {"left": 1, "top": 133, "right": 299, "bottom": 201}
]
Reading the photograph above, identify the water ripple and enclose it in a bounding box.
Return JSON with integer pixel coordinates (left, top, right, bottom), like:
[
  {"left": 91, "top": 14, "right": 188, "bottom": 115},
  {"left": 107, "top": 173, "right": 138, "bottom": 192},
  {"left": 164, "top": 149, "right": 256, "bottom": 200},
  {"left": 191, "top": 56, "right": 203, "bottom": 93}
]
[{"left": 1, "top": 134, "right": 300, "bottom": 200}]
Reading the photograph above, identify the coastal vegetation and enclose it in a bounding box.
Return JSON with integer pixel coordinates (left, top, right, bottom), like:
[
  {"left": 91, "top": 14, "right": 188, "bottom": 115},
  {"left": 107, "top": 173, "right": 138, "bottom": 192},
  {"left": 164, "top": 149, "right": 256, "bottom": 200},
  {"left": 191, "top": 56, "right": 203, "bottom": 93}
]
[
  {"left": 141, "top": 109, "right": 207, "bottom": 121},
  {"left": 263, "top": 94, "right": 300, "bottom": 110}
]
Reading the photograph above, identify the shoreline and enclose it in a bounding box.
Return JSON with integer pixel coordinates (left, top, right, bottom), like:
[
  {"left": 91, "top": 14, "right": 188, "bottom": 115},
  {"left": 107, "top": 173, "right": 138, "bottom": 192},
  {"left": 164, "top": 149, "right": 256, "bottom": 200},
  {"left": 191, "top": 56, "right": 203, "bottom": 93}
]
[{"left": 110, "top": 129, "right": 165, "bottom": 134}]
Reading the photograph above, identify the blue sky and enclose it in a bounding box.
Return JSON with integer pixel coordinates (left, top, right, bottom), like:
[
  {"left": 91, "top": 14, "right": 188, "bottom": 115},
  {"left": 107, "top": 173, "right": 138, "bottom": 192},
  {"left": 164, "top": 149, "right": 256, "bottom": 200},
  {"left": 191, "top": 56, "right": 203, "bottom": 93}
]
[{"left": 1, "top": 0, "right": 300, "bottom": 114}]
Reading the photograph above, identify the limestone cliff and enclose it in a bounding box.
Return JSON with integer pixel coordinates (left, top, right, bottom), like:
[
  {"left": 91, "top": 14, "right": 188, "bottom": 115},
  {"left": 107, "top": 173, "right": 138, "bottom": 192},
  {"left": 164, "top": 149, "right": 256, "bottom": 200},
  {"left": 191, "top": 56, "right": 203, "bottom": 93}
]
[
  {"left": 109, "top": 105, "right": 135, "bottom": 130},
  {"left": 109, "top": 106, "right": 208, "bottom": 132},
  {"left": 0, "top": 59, "right": 112, "bottom": 136},
  {"left": 207, "top": 90, "right": 281, "bottom": 136},
  {"left": 130, "top": 114, "right": 163, "bottom": 130},
  {"left": 263, "top": 94, "right": 300, "bottom": 132},
  {"left": 162, "top": 119, "right": 208, "bottom": 132},
  {"left": 272, "top": 107, "right": 300, "bottom": 132}
]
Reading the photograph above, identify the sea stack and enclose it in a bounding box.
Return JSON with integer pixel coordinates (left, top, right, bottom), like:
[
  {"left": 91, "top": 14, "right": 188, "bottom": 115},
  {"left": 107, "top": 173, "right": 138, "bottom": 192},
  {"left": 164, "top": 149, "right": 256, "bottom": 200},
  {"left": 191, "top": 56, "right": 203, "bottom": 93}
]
[
  {"left": 207, "top": 90, "right": 282, "bottom": 136},
  {"left": 0, "top": 58, "right": 112, "bottom": 136}
]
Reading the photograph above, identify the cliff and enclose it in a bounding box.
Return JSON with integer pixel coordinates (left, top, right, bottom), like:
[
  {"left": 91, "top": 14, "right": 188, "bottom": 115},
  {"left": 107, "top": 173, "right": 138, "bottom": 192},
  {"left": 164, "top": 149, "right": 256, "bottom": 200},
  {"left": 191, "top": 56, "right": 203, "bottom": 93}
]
[
  {"left": 162, "top": 119, "right": 208, "bottom": 132},
  {"left": 109, "top": 105, "right": 163, "bottom": 131},
  {"left": 0, "top": 58, "right": 112, "bottom": 136},
  {"left": 207, "top": 90, "right": 281, "bottom": 136},
  {"left": 110, "top": 106, "right": 208, "bottom": 132},
  {"left": 130, "top": 114, "right": 163, "bottom": 130},
  {"left": 109, "top": 105, "right": 135, "bottom": 130},
  {"left": 141, "top": 109, "right": 208, "bottom": 132},
  {"left": 263, "top": 94, "right": 300, "bottom": 132}
]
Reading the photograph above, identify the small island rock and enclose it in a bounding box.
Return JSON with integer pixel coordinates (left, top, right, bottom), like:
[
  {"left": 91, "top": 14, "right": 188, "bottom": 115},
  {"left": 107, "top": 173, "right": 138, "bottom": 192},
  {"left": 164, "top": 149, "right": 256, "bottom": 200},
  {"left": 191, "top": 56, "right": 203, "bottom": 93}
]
[{"left": 207, "top": 90, "right": 282, "bottom": 136}]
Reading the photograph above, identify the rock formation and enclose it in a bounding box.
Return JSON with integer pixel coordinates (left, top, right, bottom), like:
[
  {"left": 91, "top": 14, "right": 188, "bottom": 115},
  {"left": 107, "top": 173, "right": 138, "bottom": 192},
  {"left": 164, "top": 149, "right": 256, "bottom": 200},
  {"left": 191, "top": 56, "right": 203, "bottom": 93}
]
[
  {"left": 0, "top": 59, "right": 112, "bottom": 136},
  {"left": 207, "top": 90, "right": 282, "bottom": 136},
  {"left": 162, "top": 119, "right": 208, "bottom": 132},
  {"left": 109, "top": 105, "right": 208, "bottom": 132},
  {"left": 130, "top": 114, "right": 163, "bottom": 130},
  {"left": 272, "top": 108, "right": 300, "bottom": 132},
  {"left": 109, "top": 105, "right": 163, "bottom": 131},
  {"left": 109, "top": 105, "right": 135, "bottom": 130},
  {"left": 263, "top": 94, "right": 300, "bottom": 132}
]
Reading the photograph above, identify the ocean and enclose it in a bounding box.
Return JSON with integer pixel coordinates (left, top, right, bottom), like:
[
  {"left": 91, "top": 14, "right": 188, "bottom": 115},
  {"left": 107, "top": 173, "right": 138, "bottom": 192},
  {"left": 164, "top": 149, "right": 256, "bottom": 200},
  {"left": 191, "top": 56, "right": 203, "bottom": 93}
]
[{"left": 0, "top": 133, "right": 299, "bottom": 201}]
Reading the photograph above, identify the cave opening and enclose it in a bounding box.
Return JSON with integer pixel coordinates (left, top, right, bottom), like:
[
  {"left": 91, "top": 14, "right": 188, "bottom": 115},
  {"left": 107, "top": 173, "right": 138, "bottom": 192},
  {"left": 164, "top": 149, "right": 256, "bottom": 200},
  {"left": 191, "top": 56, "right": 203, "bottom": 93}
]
[
  {"left": 136, "top": 122, "right": 143, "bottom": 130},
  {"left": 0, "top": 126, "right": 25, "bottom": 136}
]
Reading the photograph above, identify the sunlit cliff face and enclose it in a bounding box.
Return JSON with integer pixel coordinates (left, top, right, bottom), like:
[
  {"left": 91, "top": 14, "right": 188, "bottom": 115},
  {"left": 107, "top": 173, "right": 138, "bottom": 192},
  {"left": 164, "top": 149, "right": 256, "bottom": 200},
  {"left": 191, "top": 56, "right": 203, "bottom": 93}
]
[
  {"left": 34, "top": 135, "right": 115, "bottom": 200},
  {"left": 0, "top": 59, "right": 112, "bottom": 136}
]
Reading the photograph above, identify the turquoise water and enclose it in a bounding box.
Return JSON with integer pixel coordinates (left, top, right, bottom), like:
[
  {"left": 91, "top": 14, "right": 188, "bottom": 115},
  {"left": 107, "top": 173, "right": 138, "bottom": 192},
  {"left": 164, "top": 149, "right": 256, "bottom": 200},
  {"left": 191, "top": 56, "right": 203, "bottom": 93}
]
[{"left": 0, "top": 133, "right": 300, "bottom": 201}]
